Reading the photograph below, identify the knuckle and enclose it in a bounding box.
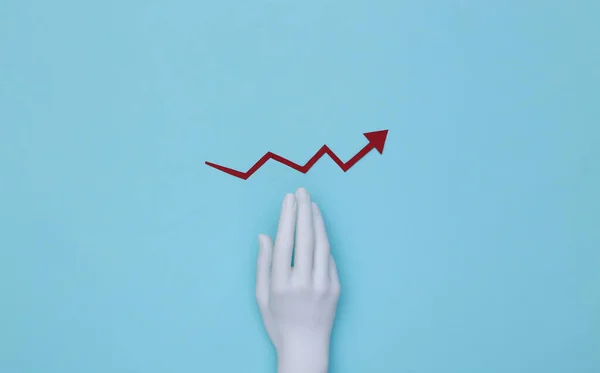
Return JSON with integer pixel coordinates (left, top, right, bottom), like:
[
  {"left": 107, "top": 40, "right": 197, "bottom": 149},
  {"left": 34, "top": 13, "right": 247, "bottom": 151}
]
[
  {"left": 314, "top": 283, "right": 329, "bottom": 298},
  {"left": 255, "top": 291, "right": 268, "bottom": 307},
  {"left": 292, "top": 279, "right": 311, "bottom": 292},
  {"left": 271, "top": 283, "right": 287, "bottom": 295},
  {"left": 331, "top": 282, "right": 341, "bottom": 296},
  {"left": 297, "top": 280, "right": 311, "bottom": 290}
]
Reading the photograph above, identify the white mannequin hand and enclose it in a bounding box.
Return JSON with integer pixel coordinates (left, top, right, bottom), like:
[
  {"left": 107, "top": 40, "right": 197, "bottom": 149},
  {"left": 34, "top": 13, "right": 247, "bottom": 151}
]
[{"left": 256, "top": 188, "right": 341, "bottom": 373}]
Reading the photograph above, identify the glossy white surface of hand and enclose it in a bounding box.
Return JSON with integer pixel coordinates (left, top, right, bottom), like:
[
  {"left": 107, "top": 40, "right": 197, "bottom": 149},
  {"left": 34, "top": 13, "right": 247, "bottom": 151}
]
[{"left": 256, "top": 188, "right": 341, "bottom": 373}]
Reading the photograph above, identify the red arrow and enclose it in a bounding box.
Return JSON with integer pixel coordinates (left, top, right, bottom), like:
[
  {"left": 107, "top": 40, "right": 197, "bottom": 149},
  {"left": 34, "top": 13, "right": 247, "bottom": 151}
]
[{"left": 205, "top": 129, "right": 389, "bottom": 180}]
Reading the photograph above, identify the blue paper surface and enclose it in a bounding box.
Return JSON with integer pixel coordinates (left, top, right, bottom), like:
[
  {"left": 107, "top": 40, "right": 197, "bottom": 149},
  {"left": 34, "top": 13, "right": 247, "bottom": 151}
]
[{"left": 1, "top": 1, "right": 599, "bottom": 372}]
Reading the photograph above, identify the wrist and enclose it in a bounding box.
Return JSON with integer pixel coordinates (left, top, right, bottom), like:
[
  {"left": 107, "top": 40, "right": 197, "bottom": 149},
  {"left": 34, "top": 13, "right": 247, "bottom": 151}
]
[{"left": 277, "top": 336, "right": 330, "bottom": 373}]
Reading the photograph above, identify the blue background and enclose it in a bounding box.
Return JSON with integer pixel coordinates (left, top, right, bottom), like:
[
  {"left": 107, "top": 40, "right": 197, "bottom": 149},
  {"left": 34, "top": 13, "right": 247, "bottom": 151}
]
[{"left": 1, "top": 1, "right": 599, "bottom": 372}]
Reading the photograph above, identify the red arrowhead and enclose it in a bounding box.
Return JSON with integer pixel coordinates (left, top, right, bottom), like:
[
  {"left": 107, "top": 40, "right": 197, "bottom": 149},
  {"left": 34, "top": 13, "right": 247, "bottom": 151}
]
[{"left": 363, "top": 129, "right": 389, "bottom": 154}]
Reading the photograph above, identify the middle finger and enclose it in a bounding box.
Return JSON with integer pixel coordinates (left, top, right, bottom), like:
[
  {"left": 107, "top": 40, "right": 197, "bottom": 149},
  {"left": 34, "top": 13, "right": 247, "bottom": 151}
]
[{"left": 292, "top": 187, "right": 314, "bottom": 285}]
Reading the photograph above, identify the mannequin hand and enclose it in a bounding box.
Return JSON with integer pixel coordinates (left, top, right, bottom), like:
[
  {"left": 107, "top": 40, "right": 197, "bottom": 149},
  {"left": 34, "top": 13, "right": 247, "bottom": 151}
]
[{"left": 256, "top": 188, "right": 341, "bottom": 373}]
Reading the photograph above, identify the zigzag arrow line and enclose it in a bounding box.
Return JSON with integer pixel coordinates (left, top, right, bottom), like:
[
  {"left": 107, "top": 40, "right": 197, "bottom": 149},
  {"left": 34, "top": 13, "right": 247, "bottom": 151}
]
[{"left": 205, "top": 129, "right": 389, "bottom": 180}]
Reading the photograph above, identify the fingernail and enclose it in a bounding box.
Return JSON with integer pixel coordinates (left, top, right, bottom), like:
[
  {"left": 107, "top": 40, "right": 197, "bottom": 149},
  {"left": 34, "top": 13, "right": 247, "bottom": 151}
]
[
  {"left": 295, "top": 187, "right": 309, "bottom": 201},
  {"left": 258, "top": 234, "right": 268, "bottom": 255},
  {"left": 311, "top": 202, "right": 320, "bottom": 214},
  {"left": 283, "top": 193, "right": 295, "bottom": 207}
]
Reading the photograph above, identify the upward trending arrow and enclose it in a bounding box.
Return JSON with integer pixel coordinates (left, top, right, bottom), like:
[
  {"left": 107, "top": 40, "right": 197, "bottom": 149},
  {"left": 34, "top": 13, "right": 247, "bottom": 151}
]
[{"left": 205, "top": 129, "right": 389, "bottom": 180}]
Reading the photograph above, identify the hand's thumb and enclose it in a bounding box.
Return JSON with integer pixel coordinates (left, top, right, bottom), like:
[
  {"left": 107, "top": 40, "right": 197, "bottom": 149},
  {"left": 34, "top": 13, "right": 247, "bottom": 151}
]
[
  {"left": 256, "top": 234, "right": 273, "bottom": 307},
  {"left": 258, "top": 234, "right": 273, "bottom": 256}
]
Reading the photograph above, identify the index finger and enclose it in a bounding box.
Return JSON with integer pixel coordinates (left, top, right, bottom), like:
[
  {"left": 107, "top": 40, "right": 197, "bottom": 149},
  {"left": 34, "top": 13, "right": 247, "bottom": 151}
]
[{"left": 271, "top": 193, "right": 297, "bottom": 287}]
